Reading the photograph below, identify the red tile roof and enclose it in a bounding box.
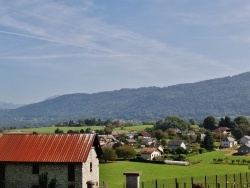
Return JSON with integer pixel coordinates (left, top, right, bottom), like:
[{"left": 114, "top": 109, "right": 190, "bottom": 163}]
[
  {"left": 140, "top": 147, "right": 158, "bottom": 154},
  {"left": 0, "top": 134, "right": 97, "bottom": 163}
]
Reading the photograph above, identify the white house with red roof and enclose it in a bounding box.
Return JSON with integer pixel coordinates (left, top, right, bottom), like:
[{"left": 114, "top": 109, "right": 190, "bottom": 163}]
[
  {"left": 0, "top": 133, "right": 102, "bottom": 188},
  {"left": 140, "top": 147, "right": 162, "bottom": 160}
]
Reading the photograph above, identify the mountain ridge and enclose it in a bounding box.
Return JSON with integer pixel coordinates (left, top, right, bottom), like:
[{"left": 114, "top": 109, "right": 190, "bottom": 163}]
[{"left": 1, "top": 71, "right": 250, "bottom": 126}]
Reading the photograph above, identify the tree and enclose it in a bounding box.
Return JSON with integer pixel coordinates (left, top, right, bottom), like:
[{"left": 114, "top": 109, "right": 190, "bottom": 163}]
[
  {"left": 104, "top": 126, "right": 113, "bottom": 134},
  {"left": 102, "top": 147, "right": 118, "bottom": 162},
  {"left": 54, "top": 128, "right": 63, "bottom": 134},
  {"left": 232, "top": 128, "right": 244, "bottom": 140},
  {"left": 175, "top": 147, "right": 187, "bottom": 155},
  {"left": 202, "top": 131, "right": 214, "bottom": 151},
  {"left": 112, "top": 142, "right": 123, "bottom": 149},
  {"left": 85, "top": 128, "right": 92, "bottom": 133},
  {"left": 154, "top": 129, "right": 167, "bottom": 140},
  {"left": 161, "top": 138, "right": 167, "bottom": 146},
  {"left": 115, "top": 145, "right": 136, "bottom": 159},
  {"left": 196, "top": 134, "right": 202, "bottom": 143},
  {"left": 203, "top": 116, "right": 217, "bottom": 131},
  {"left": 192, "top": 143, "right": 200, "bottom": 152},
  {"left": 189, "top": 118, "right": 198, "bottom": 125},
  {"left": 234, "top": 116, "right": 249, "bottom": 125},
  {"left": 155, "top": 116, "right": 190, "bottom": 131}
]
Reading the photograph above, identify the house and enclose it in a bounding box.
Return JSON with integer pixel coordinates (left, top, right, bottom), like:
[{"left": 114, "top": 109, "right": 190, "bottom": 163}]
[
  {"left": 149, "top": 143, "right": 164, "bottom": 153},
  {"left": 125, "top": 131, "right": 137, "bottom": 139},
  {"left": 97, "top": 134, "right": 117, "bottom": 147},
  {"left": 140, "top": 147, "right": 162, "bottom": 160},
  {"left": 220, "top": 136, "right": 237, "bottom": 148},
  {"left": 240, "top": 136, "right": 250, "bottom": 145},
  {"left": 214, "top": 127, "right": 231, "bottom": 135},
  {"left": 238, "top": 144, "right": 250, "bottom": 155},
  {"left": 138, "top": 132, "right": 151, "bottom": 139},
  {"left": 111, "top": 131, "right": 123, "bottom": 140},
  {"left": 125, "top": 139, "right": 137, "bottom": 146},
  {"left": 141, "top": 137, "right": 157, "bottom": 146},
  {"left": 181, "top": 130, "right": 196, "bottom": 135},
  {"left": 167, "top": 140, "right": 187, "bottom": 150},
  {"left": 0, "top": 133, "right": 102, "bottom": 188},
  {"left": 199, "top": 133, "right": 206, "bottom": 141}
]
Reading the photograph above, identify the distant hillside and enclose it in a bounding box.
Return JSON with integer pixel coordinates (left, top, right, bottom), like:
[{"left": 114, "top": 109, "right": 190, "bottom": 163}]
[
  {"left": 0, "top": 102, "right": 23, "bottom": 110},
  {"left": 2, "top": 72, "right": 250, "bottom": 126}
]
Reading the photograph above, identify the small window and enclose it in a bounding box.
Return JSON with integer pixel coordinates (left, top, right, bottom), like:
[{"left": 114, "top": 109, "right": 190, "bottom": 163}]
[
  {"left": 68, "top": 185, "right": 75, "bottom": 188},
  {"left": 68, "top": 164, "right": 75, "bottom": 181},
  {"left": 90, "top": 162, "right": 92, "bottom": 172},
  {"left": 32, "top": 163, "right": 39, "bottom": 174},
  {"left": 0, "top": 163, "right": 5, "bottom": 180}
]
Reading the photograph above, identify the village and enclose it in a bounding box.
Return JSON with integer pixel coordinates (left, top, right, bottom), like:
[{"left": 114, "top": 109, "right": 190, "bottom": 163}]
[{"left": 0, "top": 115, "right": 249, "bottom": 187}]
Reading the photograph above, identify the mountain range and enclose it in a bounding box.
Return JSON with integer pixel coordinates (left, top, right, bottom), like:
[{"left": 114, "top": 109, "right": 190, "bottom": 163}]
[{"left": 1, "top": 71, "right": 250, "bottom": 127}]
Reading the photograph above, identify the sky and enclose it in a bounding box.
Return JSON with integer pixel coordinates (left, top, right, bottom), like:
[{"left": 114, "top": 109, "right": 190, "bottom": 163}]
[{"left": 1, "top": 0, "right": 250, "bottom": 104}]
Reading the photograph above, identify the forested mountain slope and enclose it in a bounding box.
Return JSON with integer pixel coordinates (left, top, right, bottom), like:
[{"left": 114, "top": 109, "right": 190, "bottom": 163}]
[{"left": 1, "top": 72, "right": 250, "bottom": 126}]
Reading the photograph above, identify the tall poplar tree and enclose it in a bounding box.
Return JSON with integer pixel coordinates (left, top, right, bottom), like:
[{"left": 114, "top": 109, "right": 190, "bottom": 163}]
[{"left": 202, "top": 131, "right": 214, "bottom": 151}]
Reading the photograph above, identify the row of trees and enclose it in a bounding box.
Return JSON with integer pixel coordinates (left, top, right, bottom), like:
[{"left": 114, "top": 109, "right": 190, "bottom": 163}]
[
  {"left": 56, "top": 118, "right": 131, "bottom": 127},
  {"left": 154, "top": 115, "right": 250, "bottom": 140},
  {"left": 102, "top": 145, "right": 136, "bottom": 162}
]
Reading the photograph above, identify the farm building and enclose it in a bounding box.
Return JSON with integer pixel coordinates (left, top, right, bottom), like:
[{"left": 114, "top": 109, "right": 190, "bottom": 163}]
[
  {"left": 0, "top": 133, "right": 102, "bottom": 188},
  {"left": 238, "top": 143, "right": 250, "bottom": 155},
  {"left": 167, "top": 140, "right": 187, "bottom": 150},
  {"left": 240, "top": 136, "right": 250, "bottom": 145},
  {"left": 140, "top": 147, "right": 162, "bottom": 160}
]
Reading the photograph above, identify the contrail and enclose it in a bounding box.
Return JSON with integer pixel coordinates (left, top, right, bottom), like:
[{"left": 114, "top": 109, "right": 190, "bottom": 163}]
[
  {"left": 192, "top": 37, "right": 239, "bottom": 39},
  {"left": 0, "top": 30, "right": 117, "bottom": 54},
  {"left": 0, "top": 30, "right": 157, "bottom": 61}
]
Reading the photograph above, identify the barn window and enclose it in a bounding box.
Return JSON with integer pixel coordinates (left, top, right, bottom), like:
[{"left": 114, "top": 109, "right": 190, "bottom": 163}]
[
  {"left": 68, "top": 164, "right": 75, "bottom": 181},
  {"left": 90, "top": 162, "right": 92, "bottom": 172},
  {"left": 32, "top": 163, "right": 39, "bottom": 174},
  {"left": 0, "top": 163, "right": 5, "bottom": 180}
]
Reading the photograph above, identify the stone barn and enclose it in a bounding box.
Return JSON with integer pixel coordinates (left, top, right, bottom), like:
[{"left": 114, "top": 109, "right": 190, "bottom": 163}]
[{"left": 0, "top": 133, "right": 102, "bottom": 188}]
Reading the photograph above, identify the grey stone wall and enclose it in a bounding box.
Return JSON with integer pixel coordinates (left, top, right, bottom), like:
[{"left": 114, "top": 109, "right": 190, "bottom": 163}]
[
  {"left": 5, "top": 162, "right": 83, "bottom": 188},
  {"left": 4, "top": 160, "right": 98, "bottom": 188}
]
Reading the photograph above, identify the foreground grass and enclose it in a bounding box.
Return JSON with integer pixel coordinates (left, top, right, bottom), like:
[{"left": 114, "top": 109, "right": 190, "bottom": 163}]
[
  {"left": 100, "top": 150, "right": 250, "bottom": 188},
  {"left": 10, "top": 124, "right": 153, "bottom": 134}
]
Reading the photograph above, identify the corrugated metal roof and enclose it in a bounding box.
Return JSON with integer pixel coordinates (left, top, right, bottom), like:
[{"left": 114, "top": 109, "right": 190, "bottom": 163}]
[{"left": 0, "top": 134, "right": 96, "bottom": 163}]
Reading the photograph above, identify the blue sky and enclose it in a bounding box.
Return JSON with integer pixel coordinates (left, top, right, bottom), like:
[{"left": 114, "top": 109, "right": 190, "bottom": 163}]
[{"left": 1, "top": 0, "right": 250, "bottom": 104}]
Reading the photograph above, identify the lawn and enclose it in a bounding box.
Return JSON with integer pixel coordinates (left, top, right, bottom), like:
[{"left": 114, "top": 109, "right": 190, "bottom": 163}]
[
  {"left": 100, "top": 150, "right": 250, "bottom": 188},
  {"left": 10, "top": 124, "right": 153, "bottom": 134}
]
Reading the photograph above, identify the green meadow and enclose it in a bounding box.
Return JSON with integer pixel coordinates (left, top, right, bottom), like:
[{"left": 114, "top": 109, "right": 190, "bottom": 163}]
[
  {"left": 10, "top": 124, "right": 153, "bottom": 134},
  {"left": 100, "top": 150, "right": 250, "bottom": 188}
]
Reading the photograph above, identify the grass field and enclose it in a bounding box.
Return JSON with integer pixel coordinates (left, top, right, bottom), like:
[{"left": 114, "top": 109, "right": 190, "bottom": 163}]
[
  {"left": 10, "top": 124, "right": 153, "bottom": 134},
  {"left": 100, "top": 150, "right": 250, "bottom": 188}
]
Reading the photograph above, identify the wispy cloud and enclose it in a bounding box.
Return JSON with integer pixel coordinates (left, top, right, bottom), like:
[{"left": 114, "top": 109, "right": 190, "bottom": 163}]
[{"left": 0, "top": 0, "right": 249, "bottom": 103}]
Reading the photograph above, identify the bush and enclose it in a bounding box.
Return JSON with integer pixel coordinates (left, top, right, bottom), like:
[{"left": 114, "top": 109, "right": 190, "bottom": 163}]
[{"left": 198, "top": 148, "right": 207, "bottom": 154}]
